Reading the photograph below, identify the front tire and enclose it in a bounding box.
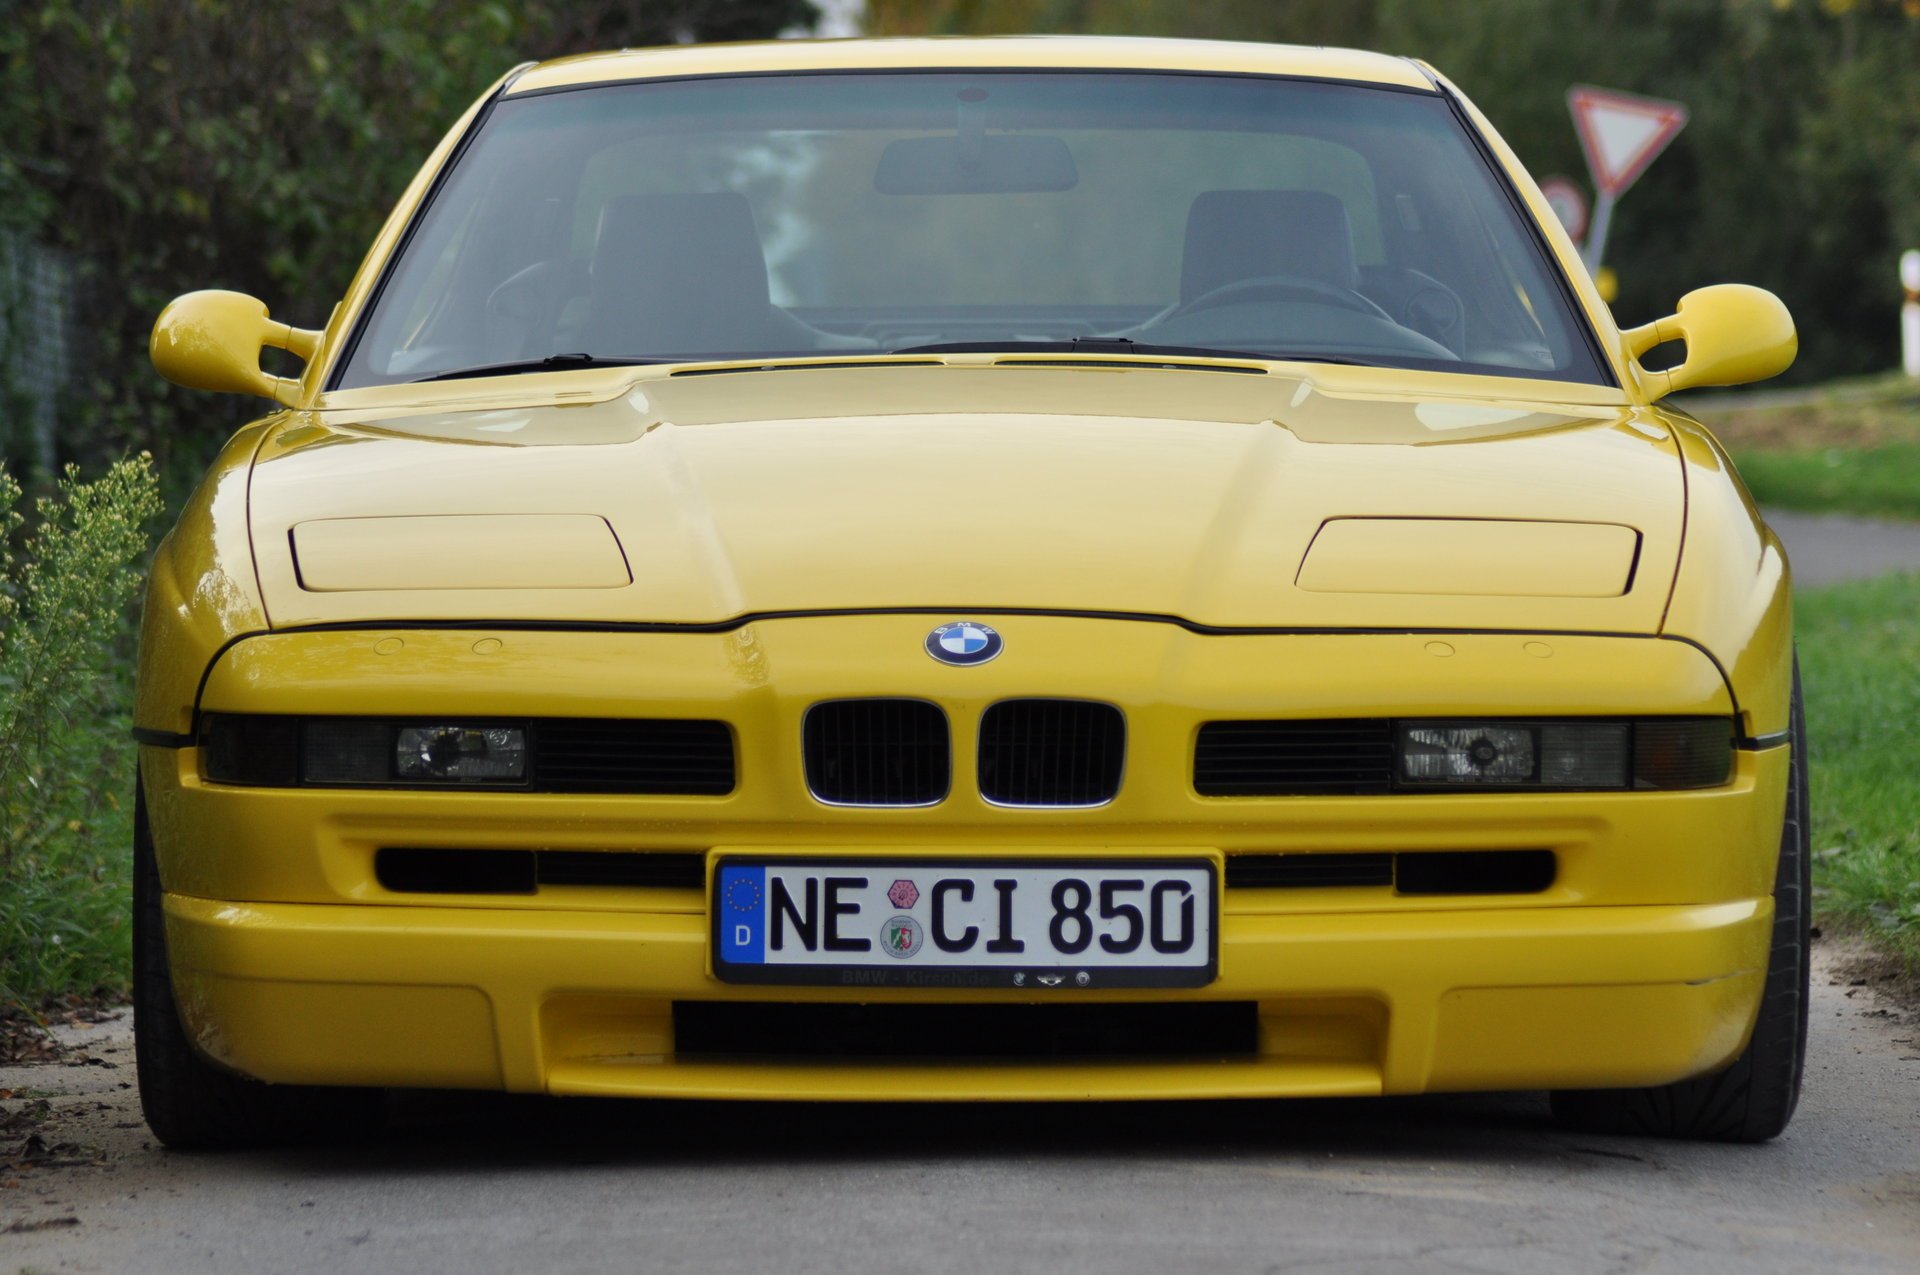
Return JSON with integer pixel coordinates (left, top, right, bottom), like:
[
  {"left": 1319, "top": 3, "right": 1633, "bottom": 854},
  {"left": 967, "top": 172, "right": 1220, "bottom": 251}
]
[
  {"left": 1550, "top": 660, "right": 1811, "bottom": 1142},
  {"left": 133, "top": 780, "right": 384, "bottom": 1149}
]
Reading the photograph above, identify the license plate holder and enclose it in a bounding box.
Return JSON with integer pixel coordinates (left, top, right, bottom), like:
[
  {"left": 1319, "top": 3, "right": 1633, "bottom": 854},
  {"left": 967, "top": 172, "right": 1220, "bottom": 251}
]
[{"left": 710, "top": 857, "right": 1218, "bottom": 989}]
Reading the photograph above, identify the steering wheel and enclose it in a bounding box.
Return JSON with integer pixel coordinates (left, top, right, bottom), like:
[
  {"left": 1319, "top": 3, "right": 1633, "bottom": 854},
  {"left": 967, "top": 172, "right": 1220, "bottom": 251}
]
[{"left": 1159, "top": 272, "right": 1393, "bottom": 324}]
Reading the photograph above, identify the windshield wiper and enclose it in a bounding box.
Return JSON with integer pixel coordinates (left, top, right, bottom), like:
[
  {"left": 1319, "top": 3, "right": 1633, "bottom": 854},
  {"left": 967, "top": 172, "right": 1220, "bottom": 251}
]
[
  {"left": 885, "top": 337, "right": 1381, "bottom": 367},
  {"left": 414, "top": 353, "right": 664, "bottom": 383}
]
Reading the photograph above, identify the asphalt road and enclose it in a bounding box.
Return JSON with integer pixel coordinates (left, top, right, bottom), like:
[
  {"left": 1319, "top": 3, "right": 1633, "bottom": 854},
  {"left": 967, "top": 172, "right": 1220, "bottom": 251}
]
[
  {"left": 3, "top": 941, "right": 1915, "bottom": 1274},
  {"left": 1762, "top": 508, "right": 1920, "bottom": 587}
]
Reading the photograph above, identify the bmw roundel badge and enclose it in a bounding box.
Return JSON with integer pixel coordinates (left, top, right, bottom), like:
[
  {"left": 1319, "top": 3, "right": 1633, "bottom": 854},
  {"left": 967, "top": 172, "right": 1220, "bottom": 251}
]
[{"left": 925, "top": 620, "right": 1003, "bottom": 666}]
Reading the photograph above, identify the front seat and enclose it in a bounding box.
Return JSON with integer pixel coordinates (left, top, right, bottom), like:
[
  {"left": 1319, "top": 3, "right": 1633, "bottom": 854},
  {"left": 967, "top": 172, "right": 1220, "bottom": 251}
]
[
  {"left": 586, "top": 191, "right": 861, "bottom": 358},
  {"left": 1179, "top": 189, "right": 1361, "bottom": 302}
]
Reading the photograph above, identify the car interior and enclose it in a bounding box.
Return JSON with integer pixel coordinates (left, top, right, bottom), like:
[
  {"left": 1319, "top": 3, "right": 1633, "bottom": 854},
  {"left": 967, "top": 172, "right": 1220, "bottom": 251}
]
[{"left": 339, "top": 75, "right": 1598, "bottom": 388}]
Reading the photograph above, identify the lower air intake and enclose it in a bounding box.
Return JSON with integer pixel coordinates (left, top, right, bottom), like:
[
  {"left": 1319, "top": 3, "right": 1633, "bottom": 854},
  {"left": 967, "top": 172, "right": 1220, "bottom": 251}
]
[
  {"left": 376, "top": 848, "right": 705, "bottom": 893},
  {"left": 1225, "top": 850, "right": 1555, "bottom": 895},
  {"left": 672, "top": 1001, "right": 1257, "bottom": 1060}
]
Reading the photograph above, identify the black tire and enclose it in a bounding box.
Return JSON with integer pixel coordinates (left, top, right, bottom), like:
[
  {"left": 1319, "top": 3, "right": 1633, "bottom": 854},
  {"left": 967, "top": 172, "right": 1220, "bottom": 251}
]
[
  {"left": 133, "top": 780, "right": 384, "bottom": 1149},
  {"left": 1550, "top": 659, "right": 1811, "bottom": 1142}
]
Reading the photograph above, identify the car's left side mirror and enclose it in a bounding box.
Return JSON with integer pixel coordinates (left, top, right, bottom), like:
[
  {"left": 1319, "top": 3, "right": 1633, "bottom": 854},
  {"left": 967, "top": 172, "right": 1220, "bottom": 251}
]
[
  {"left": 150, "top": 290, "right": 323, "bottom": 407},
  {"left": 1623, "top": 283, "right": 1796, "bottom": 399}
]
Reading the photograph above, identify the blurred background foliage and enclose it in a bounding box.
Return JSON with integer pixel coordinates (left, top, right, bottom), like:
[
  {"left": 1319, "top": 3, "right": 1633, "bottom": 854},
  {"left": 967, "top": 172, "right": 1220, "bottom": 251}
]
[{"left": 0, "top": 0, "right": 818, "bottom": 483}]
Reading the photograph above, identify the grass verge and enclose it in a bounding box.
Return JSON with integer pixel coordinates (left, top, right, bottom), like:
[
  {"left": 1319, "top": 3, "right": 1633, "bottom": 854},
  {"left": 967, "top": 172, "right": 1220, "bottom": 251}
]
[
  {"left": 1799, "top": 570, "right": 1920, "bottom": 968},
  {"left": 1734, "top": 444, "right": 1920, "bottom": 521}
]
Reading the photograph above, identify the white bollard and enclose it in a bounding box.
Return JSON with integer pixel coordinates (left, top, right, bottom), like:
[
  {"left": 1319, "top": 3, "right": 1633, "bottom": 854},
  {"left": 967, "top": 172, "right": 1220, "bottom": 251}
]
[{"left": 1903, "top": 250, "right": 1920, "bottom": 379}]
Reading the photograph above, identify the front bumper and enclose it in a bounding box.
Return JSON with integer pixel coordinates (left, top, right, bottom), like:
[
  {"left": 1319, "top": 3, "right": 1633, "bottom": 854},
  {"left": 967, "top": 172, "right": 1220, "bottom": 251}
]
[
  {"left": 165, "top": 891, "right": 1769, "bottom": 1099},
  {"left": 143, "top": 618, "right": 1787, "bottom": 1099}
]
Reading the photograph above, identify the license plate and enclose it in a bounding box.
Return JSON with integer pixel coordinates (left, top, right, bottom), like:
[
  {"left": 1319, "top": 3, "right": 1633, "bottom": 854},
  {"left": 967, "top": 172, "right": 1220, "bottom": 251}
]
[{"left": 711, "top": 858, "right": 1217, "bottom": 988}]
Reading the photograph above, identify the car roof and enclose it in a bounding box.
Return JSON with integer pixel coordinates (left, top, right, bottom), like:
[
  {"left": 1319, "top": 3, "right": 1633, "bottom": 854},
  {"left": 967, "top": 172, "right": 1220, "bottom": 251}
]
[{"left": 505, "top": 35, "right": 1436, "bottom": 97}]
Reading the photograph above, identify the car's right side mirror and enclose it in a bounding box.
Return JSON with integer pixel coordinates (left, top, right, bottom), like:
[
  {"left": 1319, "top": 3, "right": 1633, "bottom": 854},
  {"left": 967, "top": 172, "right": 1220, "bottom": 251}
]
[
  {"left": 150, "top": 289, "right": 322, "bottom": 406},
  {"left": 1623, "top": 283, "right": 1797, "bottom": 399}
]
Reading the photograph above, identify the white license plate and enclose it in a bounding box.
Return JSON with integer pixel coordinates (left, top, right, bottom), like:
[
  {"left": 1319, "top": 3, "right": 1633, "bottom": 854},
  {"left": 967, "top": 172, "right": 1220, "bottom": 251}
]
[{"left": 711, "top": 858, "right": 1217, "bottom": 988}]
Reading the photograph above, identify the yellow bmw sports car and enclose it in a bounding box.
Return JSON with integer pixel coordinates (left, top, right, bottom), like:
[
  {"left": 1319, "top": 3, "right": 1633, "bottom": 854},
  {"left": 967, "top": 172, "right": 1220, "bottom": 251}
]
[{"left": 135, "top": 37, "right": 1808, "bottom": 1148}]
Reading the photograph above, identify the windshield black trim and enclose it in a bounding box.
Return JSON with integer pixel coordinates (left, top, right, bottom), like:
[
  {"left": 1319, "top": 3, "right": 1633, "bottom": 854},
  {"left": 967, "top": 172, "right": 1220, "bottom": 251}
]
[
  {"left": 989, "top": 358, "right": 1267, "bottom": 375},
  {"left": 670, "top": 359, "right": 946, "bottom": 377}
]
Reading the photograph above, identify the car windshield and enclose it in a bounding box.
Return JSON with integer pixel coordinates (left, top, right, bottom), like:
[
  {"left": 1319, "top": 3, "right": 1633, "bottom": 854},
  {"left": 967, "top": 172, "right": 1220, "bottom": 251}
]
[{"left": 334, "top": 71, "right": 1609, "bottom": 388}]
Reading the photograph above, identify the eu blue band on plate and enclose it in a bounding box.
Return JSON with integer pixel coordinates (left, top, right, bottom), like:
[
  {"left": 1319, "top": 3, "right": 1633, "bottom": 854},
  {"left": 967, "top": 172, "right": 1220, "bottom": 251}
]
[{"left": 717, "top": 864, "right": 766, "bottom": 964}]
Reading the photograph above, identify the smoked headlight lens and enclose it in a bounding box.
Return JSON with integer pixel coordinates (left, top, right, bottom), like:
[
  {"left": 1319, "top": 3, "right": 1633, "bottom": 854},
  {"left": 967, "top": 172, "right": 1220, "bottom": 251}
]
[
  {"left": 1396, "top": 719, "right": 1727, "bottom": 790},
  {"left": 302, "top": 721, "right": 526, "bottom": 784},
  {"left": 395, "top": 725, "right": 526, "bottom": 781},
  {"left": 1400, "top": 725, "right": 1539, "bottom": 784},
  {"left": 201, "top": 715, "right": 528, "bottom": 786}
]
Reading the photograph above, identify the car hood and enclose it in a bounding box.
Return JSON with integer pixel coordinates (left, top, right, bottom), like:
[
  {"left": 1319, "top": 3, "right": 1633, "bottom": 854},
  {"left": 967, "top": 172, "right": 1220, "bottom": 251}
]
[{"left": 248, "top": 363, "right": 1684, "bottom": 633}]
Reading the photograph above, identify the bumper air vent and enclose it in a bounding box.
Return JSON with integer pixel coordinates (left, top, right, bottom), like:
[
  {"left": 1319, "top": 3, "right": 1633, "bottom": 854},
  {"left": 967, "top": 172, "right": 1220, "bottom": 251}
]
[
  {"left": 672, "top": 1001, "right": 1257, "bottom": 1060},
  {"left": 1225, "top": 853, "right": 1394, "bottom": 889},
  {"left": 803, "top": 699, "right": 950, "bottom": 807},
  {"left": 1224, "top": 850, "right": 1555, "bottom": 895},
  {"left": 1394, "top": 850, "right": 1556, "bottom": 895},
  {"left": 978, "top": 699, "right": 1126, "bottom": 808},
  {"left": 1195, "top": 720, "right": 1395, "bottom": 796},
  {"left": 376, "top": 848, "right": 705, "bottom": 894}
]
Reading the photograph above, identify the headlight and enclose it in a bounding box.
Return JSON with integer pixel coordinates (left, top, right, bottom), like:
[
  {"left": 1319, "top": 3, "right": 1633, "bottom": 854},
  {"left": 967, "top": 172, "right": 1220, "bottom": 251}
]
[
  {"left": 196, "top": 713, "right": 737, "bottom": 794},
  {"left": 1396, "top": 719, "right": 1728, "bottom": 791},
  {"left": 202, "top": 716, "right": 529, "bottom": 787},
  {"left": 1400, "top": 724, "right": 1542, "bottom": 784},
  {"left": 304, "top": 721, "right": 528, "bottom": 784}
]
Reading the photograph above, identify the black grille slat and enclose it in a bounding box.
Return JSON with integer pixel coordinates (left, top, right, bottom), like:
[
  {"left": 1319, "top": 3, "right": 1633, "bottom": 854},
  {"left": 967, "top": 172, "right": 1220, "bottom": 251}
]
[
  {"left": 531, "top": 719, "right": 734, "bottom": 795},
  {"left": 978, "top": 699, "right": 1125, "bottom": 807},
  {"left": 804, "top": 699, "right": 950, "bottom": 806},
  {"left": 1195, "top": 720, "right": 1395, "bottom": 796}
]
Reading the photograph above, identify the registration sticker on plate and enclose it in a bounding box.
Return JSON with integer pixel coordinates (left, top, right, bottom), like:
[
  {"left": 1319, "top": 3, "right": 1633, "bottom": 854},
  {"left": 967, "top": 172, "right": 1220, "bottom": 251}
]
[{"left": 711, "top": 858, "right": 1216, "bottom": 988}]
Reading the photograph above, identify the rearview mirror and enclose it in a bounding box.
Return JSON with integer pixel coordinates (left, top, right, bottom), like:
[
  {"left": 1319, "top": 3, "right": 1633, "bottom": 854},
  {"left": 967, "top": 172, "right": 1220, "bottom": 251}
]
[
  {"left": 1624, "top": 284, "right": 1796, "bottom": 398},
  {"left": 875, "top": 134, "right": 1078, "bottom": 196},
  {"left": 150, "top": 290, "right": 323, "bottom": 406}
]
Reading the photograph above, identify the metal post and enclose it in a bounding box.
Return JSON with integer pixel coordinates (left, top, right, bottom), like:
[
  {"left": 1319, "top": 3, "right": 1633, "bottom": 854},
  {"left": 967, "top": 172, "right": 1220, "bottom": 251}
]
[
  {"left": 1902, "top": 250, "right": 1920, "bottom": 379},
  {"left": 1582, "top": 191, "right": 1615, "bottom": 277}
]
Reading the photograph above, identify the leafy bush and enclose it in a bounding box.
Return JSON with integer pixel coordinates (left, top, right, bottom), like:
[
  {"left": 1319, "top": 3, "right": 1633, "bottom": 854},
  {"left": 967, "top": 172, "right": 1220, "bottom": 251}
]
[{"left": 0, "top": 454, "right": 162, "bottom": 1005}]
